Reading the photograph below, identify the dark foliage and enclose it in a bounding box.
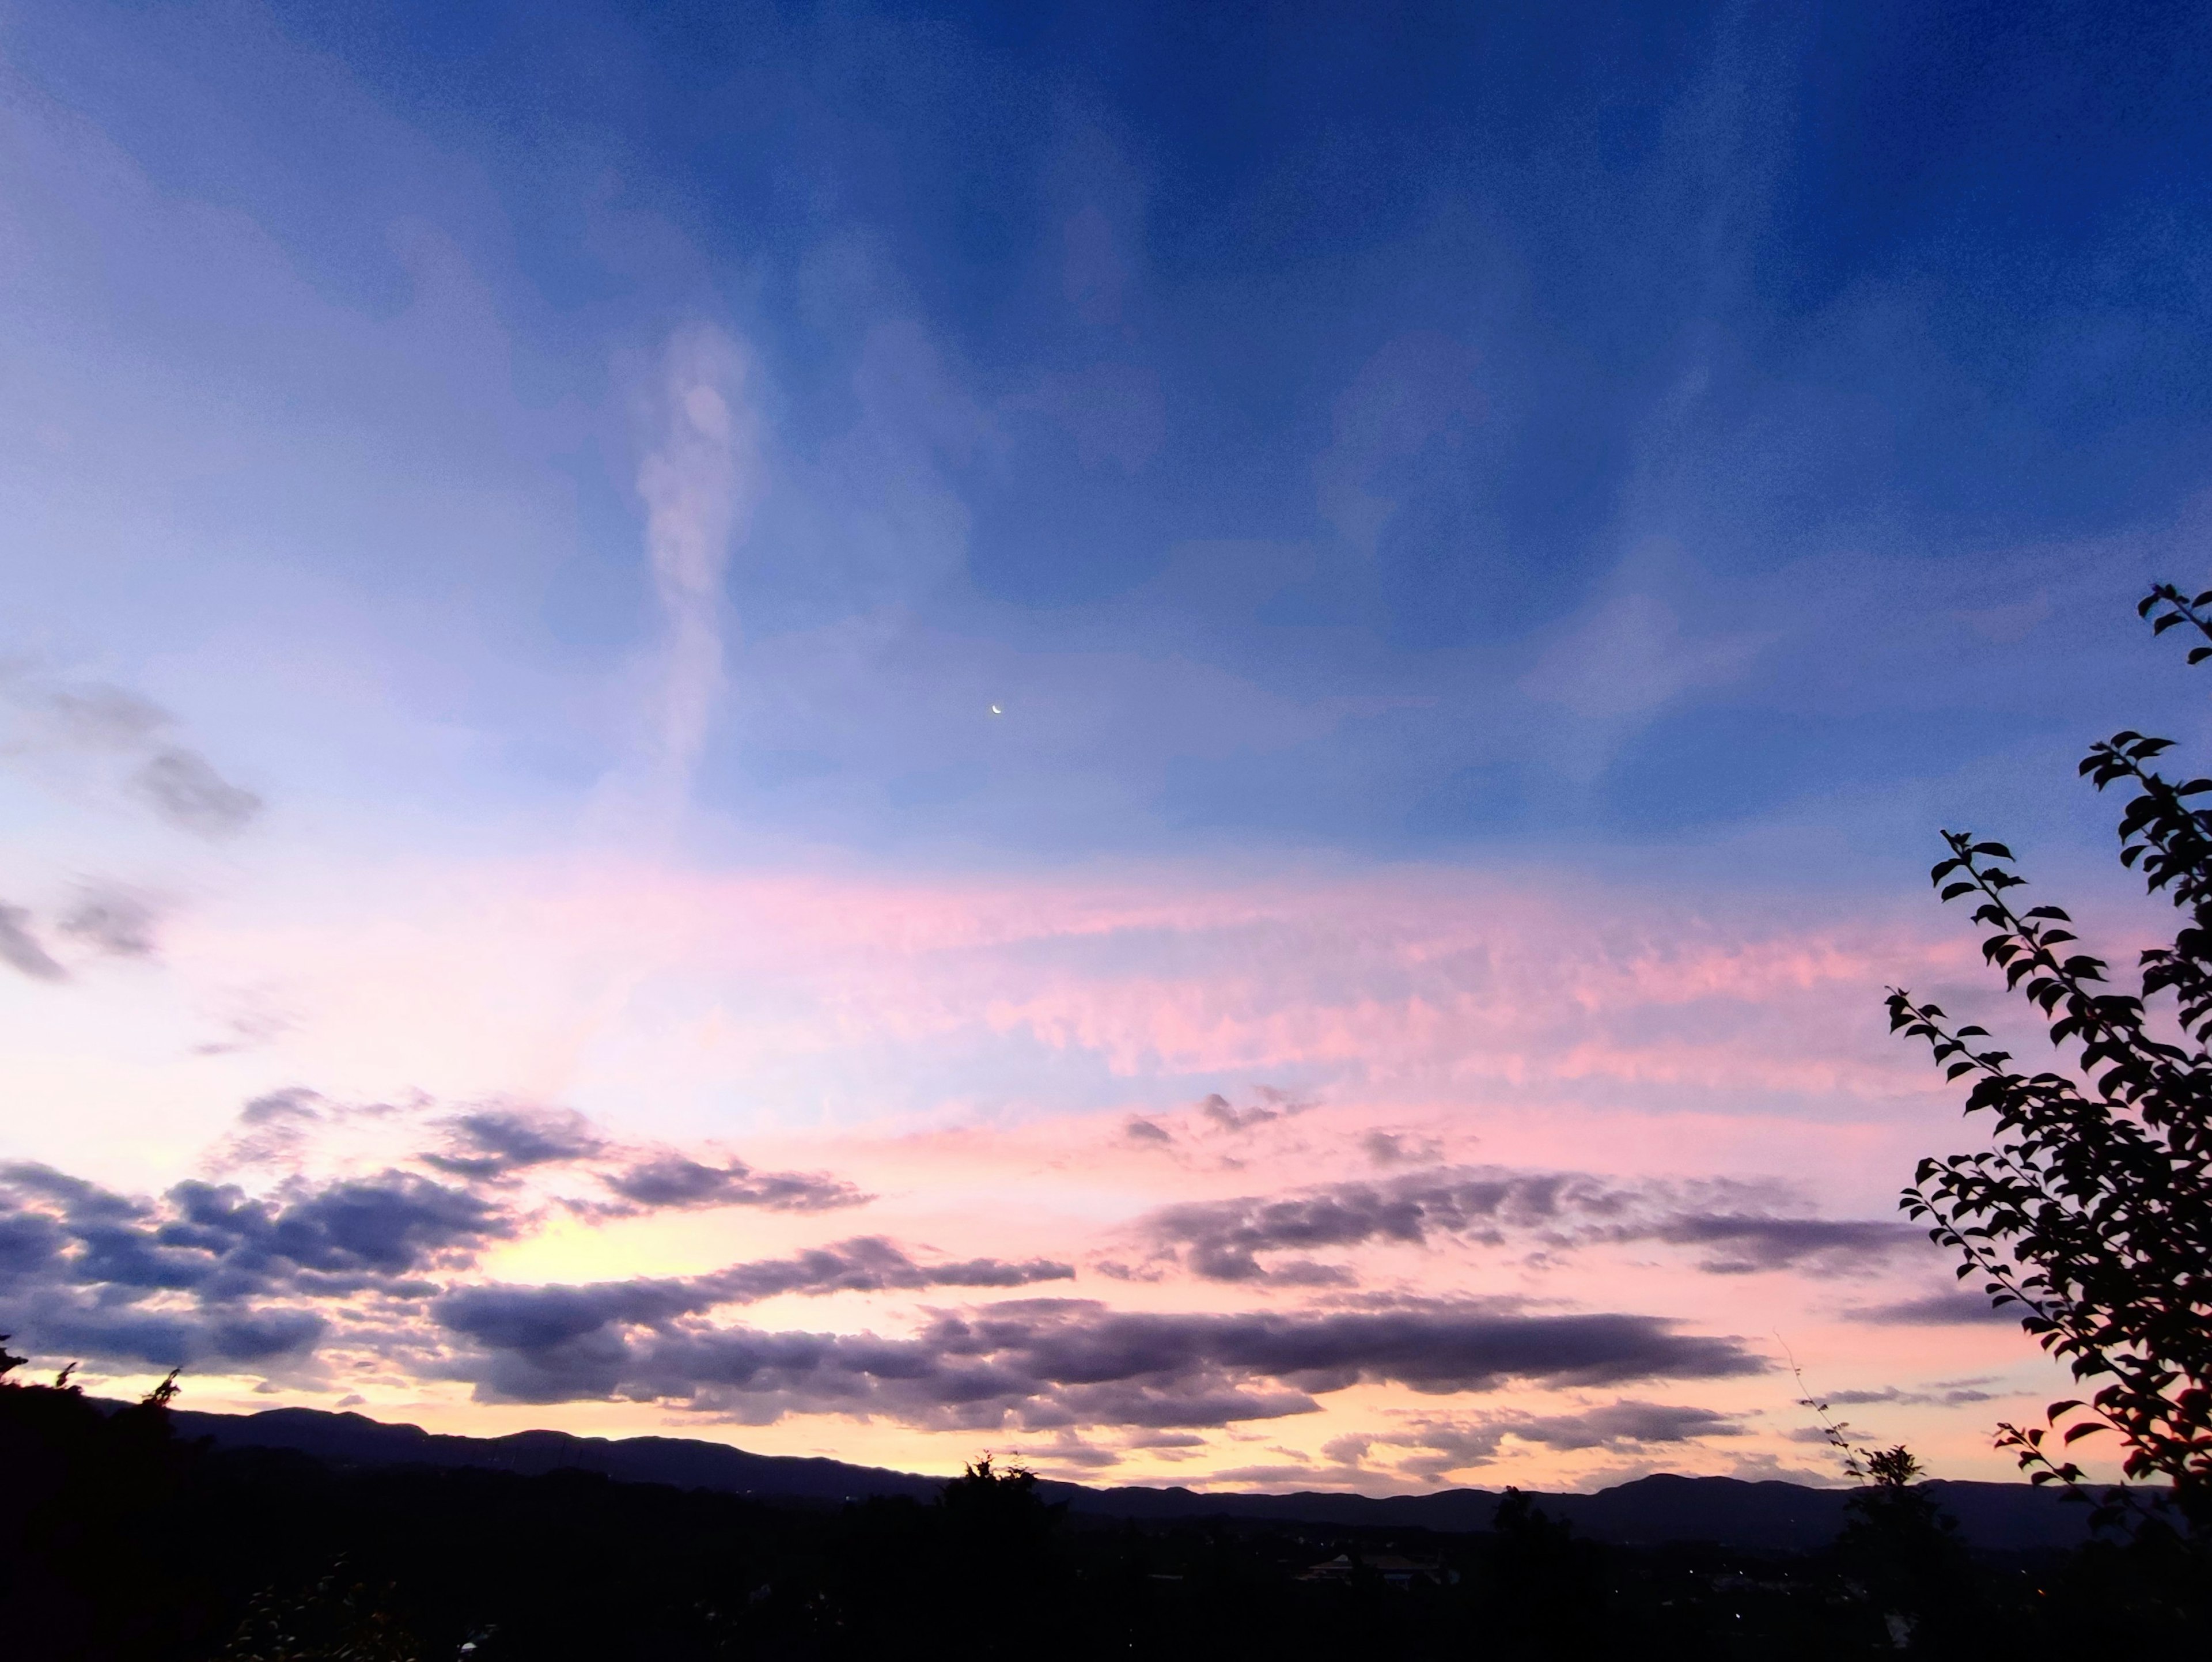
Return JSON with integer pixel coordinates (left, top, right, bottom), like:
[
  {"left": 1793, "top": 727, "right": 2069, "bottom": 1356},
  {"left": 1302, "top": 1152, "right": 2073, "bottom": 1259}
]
[
  {"left": 1, "top": 1338, "right": 211, "bottom": 1659},
  {"left": 1888, "top": 582, "right": 2212, "bottom": 1531},
  {"left": 3, "top": 1358, "right": 2207, "bottom": 1659}
]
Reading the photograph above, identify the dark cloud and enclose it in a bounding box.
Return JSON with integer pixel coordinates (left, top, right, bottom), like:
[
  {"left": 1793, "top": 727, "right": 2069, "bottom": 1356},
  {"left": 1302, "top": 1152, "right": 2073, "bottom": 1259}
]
[
  {"left": 209, "top": 1089, "right": 327, "bottom": 1170},
  {"left": 240, "top": 1091, "right": 323, "bottom": 1128},
  {"left": 437, "top": 1280, "right": 710, "bottom": 1356},
  {"left": 1143, "top": 1168, "right": 1619, "bottom": 1281},
  {"left": 58, "top": 888, "right": 160, "bottom": 957},
  {"left": 1648, "top": 1214, "right": 1919, "bottom": 1275},
  {"left": 1362, "top": 1131, "right": 1441, "bottom": 1167},
  {"left": 2, "top": 1290, "right": 327, "bottom": 1368},
  {"left": 1123, "top": 1117, "right": 1172, "bottom": 1145},
  {"left": 697, "top": 1238, "right": 1074, "bottom": 1302},
  {"left": 1139, "top": 1167, "right": 1918, "bottom": 1282},
  {"left": 1195, "top": 1087, "right": 1310, "bottom": 1134},
  {"left": 435, "top": 1237, "right": 1074, "bottom": 1357},
  {"left": 444, "top": 1295, "right": 1763, "bottom": 1425},
  {"left": 0, "top": 1160, "right": 515, "bottom": 1369},
  {"left": 433, "top": 1240, "right": 1077, "bottom": 1400},
  {"left": 400, "top": 1109, "right": 871, "bottom": 1215},
  {"left": 132, "top": 747, "right": 262, "bottom": 836},
  {"left": 0, "top": 1101, "right": 880, "bottom": 1379},
  {"left": 1841, "top": 1291, "right": 2021, "bottom": 1326},
  {"left": 0, "top": 903, "right": 66, "bottom": 982},
  {"left": 1503, "top": 1399, "right": 1745, "bottom": 1450},
  {"left": 424, "top": 1108, "right": 607, "bottom": 1179},
  {"left": 191, "top": 1173, "right": 512, "bottom": 1276},
  {"left": 0, "top": 1163, "right": 147, "bottom": 1226},
  {"left": 1199, "top": 1092, "right": 1277, "bottom": 1132},
  {"left": 601, "top": 1154, "right": 868, "bottom": 1213},
  {"left": 0, "top": 1211, "right": 67, "bottom": 1278}
]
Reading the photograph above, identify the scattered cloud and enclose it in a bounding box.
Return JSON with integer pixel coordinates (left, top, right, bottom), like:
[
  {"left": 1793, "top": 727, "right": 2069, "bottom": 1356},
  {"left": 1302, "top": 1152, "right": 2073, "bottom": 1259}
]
[
  {"left": 1820, "top": 1380, "right": 1999, "bottom": 1408},
  {"left": 1, "top": 671, "right": 262, "bottom": 838},
  {"left": 0, "top": 1158, "right": 510, "bottom": 1368},
  {"left": 57, "top": 887, "right": 161, "bottom": 957},
  {"left": 598, "top": 1153, "right": 869, "bottom": 1213},
  {"left": 1209, "top": 1088, "right": 1313, "bottom": 1134},
  {"left": 1362, "top": 1131, "right": 1442, "bottom": 1168},
  {"left": 1334, "top": 1399, "right": 1747, "bottom": 1480},
  {"left": 423, "top": 1107, "right": 607, "bottom": 1180},
  {"left": 1135, "top": 1166, "right": 1918, "bottom": 1283},
  {"left": 0, "top": 902, "right": 66, "bottom": 982},
  {"left": 132, "top": 747, "right": 262, "bottom": 836},
  {"left": 33, "top": 683, "right": 171, "bottom": 749},
  {"left": 1842, "top": 1291, "right": 2022, "bottom": 1326},
  {"left": 206, "top": 1089, "right": 329, "bottom": 1172},
  {"left": 1647, "top": 1213, "right": 1918, "bottom": 1277},
  {"left": 0, "top": 1102, "right": 890, "bottom": 1375},
  {"left": 191, "top": 1006, "right": 298, "bottom": 1058}
]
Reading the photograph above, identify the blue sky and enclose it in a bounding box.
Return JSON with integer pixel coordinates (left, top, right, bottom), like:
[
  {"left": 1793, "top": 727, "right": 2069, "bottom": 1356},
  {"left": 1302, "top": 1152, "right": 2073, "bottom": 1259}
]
[
  {"left": 10, "top": 0, "right": 2211, "bottom": 869},
  {"left": 2, "top": 1, "right": 2209, "bottom": 1486}
]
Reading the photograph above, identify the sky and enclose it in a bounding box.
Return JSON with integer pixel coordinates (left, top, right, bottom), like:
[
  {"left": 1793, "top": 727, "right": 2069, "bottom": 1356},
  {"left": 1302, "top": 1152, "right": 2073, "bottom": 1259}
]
[{"left": 3, "top": 0, "right": 2211, "bottom": 1494}]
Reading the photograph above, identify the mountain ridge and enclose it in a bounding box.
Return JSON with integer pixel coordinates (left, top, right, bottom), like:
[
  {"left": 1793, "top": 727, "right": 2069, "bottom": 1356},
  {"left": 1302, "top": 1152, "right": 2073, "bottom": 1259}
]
[{"left": 157, "top": 1402, "right": 2103, "bottom": 1553}]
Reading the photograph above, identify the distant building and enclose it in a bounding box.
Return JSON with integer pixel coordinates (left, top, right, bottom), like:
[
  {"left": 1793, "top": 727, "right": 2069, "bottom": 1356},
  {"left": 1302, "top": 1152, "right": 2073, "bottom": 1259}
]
[{"left": 1298, "top": 1552, "right": 1449, "bottom": 1588}]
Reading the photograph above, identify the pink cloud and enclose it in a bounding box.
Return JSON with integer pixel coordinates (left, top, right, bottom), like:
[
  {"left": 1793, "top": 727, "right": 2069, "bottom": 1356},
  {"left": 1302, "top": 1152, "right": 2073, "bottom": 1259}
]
[{"left": 0, "top": 850, "right": 2083, "bottom": 1489}]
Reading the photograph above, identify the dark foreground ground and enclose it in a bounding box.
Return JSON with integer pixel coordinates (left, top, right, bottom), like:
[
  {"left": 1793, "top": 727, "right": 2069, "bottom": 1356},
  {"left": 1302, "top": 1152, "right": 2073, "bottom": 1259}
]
[{"left": 5, "top": 1381, "right": 2205, "bottom": 1660}]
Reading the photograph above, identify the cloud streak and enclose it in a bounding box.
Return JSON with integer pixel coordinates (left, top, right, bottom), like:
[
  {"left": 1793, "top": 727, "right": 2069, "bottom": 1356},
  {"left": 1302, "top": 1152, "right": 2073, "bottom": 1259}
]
[
  {"left": 447, "top": 1295, "right": 1765, "bottom": 1425},
  {"left": 635, "top": 325, "right": 763, "bottom": 808},
  {"left": 1135, "top": 1166, "right": 1919, "bottom": 1282}
]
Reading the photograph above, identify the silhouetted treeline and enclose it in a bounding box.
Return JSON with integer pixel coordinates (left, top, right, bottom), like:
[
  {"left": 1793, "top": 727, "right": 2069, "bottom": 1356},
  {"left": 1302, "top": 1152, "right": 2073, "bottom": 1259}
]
[{"left": 2, "top": 1371, "right": 2205, "bottom": 1660}]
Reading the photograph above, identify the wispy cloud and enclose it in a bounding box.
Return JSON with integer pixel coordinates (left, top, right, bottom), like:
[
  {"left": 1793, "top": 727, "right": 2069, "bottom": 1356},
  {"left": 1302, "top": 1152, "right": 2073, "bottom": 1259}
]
[
  {"left": 131, "top": 747, "right": 262, "bottom": 836},
  {"left": 57, "top": 887, "right": 160, "bottom": 958},
  {"left": 1331, "top": 1399, "right": 1748, "bottom": 1479},
  {"left": 634, "top": 325, "right": 763, "bottom": 813},
  {"left": 0, "top": 902, "right": 67, "bottom": 982},
  {"left": 0, "top": 669, "right": 262, "bottom": 838}
]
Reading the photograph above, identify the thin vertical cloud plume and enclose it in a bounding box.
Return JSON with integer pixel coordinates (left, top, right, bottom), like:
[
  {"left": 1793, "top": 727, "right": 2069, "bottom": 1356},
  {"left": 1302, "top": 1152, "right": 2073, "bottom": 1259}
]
[{"left": 634, "top": 325, "right": 764, "bottom": 815}]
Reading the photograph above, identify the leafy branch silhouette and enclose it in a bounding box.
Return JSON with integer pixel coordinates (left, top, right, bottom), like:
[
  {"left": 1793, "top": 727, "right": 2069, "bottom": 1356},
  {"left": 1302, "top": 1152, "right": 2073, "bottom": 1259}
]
[{"left": 1890, "top": 581, "right": 2212, "bottom": 1532}]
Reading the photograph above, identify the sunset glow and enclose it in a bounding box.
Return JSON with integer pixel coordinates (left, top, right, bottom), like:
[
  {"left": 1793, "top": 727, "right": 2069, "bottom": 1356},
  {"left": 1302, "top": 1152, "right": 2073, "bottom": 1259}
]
[{"left": 5, "top": 0, "right": 2209, "bottom": 1499}]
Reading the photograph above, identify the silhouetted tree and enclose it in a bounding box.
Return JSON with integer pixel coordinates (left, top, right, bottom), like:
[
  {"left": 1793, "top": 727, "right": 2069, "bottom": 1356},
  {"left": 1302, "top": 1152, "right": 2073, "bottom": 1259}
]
[
  {"left": 1, "top": 1341, "right": 210, "bottom": 1657},
  {"left": 1835, "top": 1445, "right": 1974, "bottom": 1647},
  {"left": 1890, "top": 582, "right": 2212, "bottom": 1531},
  {"left": 939, "top": 1453, "right": 1064, "bottom": 1591},
  {"left": 1484, "top": 1487, "right": 1604, "bottom": 1659},
  {"left": 937, "top": 1452, "right": 1060, "bottom": 1545}
]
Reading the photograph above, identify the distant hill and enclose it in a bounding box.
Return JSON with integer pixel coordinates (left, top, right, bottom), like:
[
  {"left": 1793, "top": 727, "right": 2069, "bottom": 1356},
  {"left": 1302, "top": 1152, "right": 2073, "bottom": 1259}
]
[{"left": 164, "top": 1403, "right": 2099, "bottom": 1553}]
